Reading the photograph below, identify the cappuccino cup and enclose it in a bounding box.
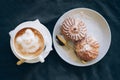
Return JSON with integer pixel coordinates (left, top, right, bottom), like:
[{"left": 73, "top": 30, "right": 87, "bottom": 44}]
[{"left": 9, "top": 19, "right": 52, "bottom": 64}]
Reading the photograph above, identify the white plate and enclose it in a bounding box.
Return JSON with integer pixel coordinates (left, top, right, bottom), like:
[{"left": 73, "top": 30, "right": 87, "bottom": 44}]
[{"left": 53, "top": 8, "right": 111, "bottom": 66}]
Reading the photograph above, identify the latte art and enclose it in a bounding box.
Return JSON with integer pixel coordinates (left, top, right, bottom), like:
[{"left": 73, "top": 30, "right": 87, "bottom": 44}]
[
  {"left": 14, "top": 28, "right": 44, "bottom": 58},
  {"left": 16, "top": 29, "right": 40, "bottom": 53}
]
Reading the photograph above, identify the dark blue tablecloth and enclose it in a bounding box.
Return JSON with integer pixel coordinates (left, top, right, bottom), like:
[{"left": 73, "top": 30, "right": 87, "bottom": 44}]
[{"left": 0, "top": 0, "right": 120, "bottom": 80}]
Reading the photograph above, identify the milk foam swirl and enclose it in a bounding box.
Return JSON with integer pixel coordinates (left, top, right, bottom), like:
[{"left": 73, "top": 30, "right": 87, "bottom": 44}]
[{"left": 16, "top": 29, "right": 40, "bottom": 53}]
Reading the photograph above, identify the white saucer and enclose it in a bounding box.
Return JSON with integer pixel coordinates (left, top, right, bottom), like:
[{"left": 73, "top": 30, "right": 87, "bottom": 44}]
[
  {"left": 53, "top": 8, "right": 111, "bottom": 66},
  {"left": 10, "top": 19, "right": 52, "bottom": 63}
]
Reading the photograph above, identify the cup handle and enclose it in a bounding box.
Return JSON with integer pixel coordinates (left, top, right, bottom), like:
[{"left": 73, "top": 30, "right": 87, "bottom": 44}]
[{"left": 38, "top": 55, "right": 45, "bottom": 63}]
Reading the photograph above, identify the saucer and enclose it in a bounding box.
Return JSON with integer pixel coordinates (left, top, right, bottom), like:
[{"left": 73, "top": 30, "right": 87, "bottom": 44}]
[
  {"left": 10, "top": 19, "right": 52, "bottom": 63},
  {"left": 53, "top": 8, "right": 111, "bottom": 66}
]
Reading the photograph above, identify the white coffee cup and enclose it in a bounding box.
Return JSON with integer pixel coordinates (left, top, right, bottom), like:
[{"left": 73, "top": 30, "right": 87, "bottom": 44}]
[{"left": 9, "top": 19, "right": 52, "bottom": 64}]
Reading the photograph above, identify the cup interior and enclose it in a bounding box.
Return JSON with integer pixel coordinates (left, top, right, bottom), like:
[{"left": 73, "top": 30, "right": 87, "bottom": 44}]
[{"left": 11, "top": 27, "right": 45, "bottom": 60}]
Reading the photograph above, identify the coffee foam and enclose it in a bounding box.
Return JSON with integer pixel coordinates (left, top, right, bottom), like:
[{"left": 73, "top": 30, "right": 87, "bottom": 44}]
[{"left": 16, "top": 29, "right": 41, "bottom": 53}]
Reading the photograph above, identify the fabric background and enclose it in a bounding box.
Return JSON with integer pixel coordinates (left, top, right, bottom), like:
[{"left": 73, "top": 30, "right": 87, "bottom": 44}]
[{"left": 0, "top": 0, "right": 120, "bottom": 80}]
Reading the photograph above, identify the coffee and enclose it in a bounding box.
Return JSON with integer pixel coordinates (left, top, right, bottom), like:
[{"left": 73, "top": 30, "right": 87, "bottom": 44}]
[{"left": 14, "top": 27, "right": 45, "bottom": 59}]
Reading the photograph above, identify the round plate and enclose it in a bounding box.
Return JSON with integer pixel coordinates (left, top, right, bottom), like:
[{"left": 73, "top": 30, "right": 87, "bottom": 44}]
[{"left": 53, "top": 8, "right": 111, "bottom": 66}]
